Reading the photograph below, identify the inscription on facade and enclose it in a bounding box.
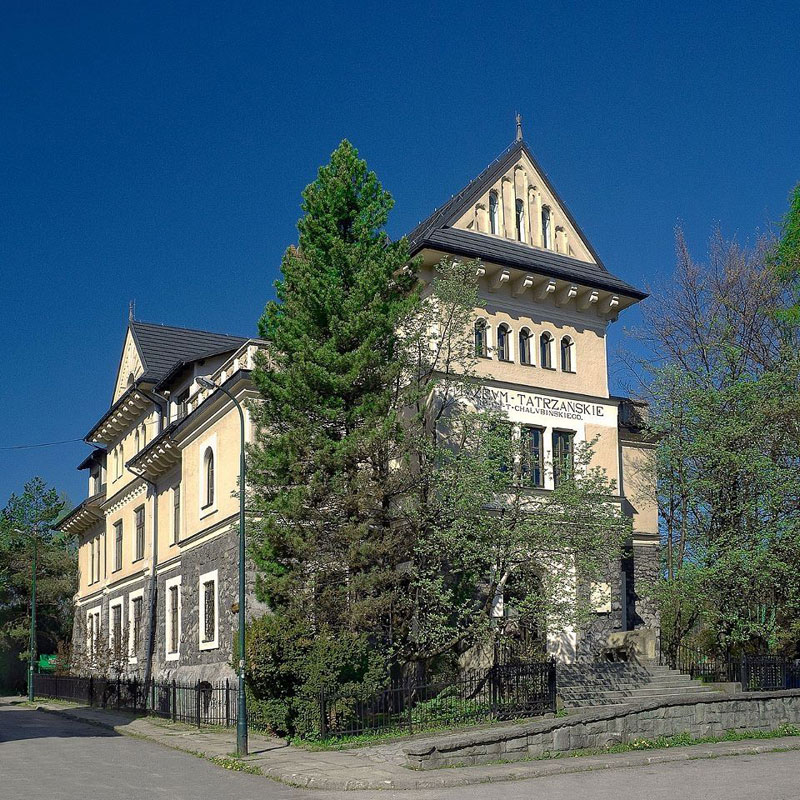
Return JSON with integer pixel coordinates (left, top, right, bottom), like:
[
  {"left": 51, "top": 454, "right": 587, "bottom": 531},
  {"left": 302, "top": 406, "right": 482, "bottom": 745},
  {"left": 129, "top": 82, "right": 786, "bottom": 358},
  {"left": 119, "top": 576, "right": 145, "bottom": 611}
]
[{"left": 467, "top": 386, "right": 606, "bottom": 421}]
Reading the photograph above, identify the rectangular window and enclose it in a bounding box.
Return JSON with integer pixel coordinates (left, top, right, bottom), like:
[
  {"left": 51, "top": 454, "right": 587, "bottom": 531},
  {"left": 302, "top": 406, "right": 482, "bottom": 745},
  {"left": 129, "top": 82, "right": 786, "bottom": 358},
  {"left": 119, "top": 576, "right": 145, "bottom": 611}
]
[
  {"left": 95, "top": 537, "right": 101, "bottom": 582},
  {"left": 111, "top": 603, "right": 122, "bottom": 655},
  {"left": 552, "top": 430, "right": 575, "bottom": 488},
  {"left": 134, "top": 506, "right": 145, "bottom": 561},
  {"left": 168, "top": 584, "right": 179, "bottom": 655},
  {"left": 131, "top": 596, "right": 142, "bottom": 655},
  {"left": 199, "top": 570, "right": 219, "bottom": 650},
  {"left": 203, "top": 581, "right": 215, "bottom": 642},
  {"left": 172, "top": 486, "right": 180, "bottom": 545},
  {"left": 521, "top": 427, "right": 544, "bottom": 488},
  {"left": 175, "top": 389, "right": 189, "bottom": 421},
  {"left": 114, "top": 521, "right": 123, "bottom": 572},
  {"left": 89, "top": 538, "right": 95, "bottom": 585}
]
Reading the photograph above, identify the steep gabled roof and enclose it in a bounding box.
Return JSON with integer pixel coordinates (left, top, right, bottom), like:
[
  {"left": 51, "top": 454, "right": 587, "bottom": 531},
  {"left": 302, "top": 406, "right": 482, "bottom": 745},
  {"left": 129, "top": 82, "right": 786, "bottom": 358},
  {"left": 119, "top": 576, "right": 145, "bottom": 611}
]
[
  {"left": 129, "top": 321, "right": 249, "bottom": 384},
  {"left": 407, "top": 138, "right": 647, "bottom": 300}
]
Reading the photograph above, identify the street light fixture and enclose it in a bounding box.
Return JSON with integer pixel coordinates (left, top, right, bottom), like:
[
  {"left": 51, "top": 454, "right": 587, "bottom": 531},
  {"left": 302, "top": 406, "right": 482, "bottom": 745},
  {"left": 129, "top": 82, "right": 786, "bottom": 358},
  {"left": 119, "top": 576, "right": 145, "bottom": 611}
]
[
  {"left": 196, "top": 375, "right": 248, "bottom": 756},
  {"left": 15, "top": 526, "right": 37, "bottom": 702}
]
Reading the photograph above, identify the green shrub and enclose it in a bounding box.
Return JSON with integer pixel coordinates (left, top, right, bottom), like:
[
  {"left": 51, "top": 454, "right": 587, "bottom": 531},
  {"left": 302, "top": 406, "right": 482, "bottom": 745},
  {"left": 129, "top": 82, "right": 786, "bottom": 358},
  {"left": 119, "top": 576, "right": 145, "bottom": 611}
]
[{"left": 244, "top": 612, "right": 386, "bottom": 737}]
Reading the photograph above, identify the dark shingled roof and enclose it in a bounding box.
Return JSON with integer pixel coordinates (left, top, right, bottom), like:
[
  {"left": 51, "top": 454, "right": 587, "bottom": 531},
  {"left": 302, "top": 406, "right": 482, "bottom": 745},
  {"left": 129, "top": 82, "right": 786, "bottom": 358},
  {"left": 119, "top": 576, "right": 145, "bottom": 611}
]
[
  {"left": 407, "top": 138, "right": 647, "bottom": 300},
  {"left": 129, "top": 321, "right": 249, "bottom": 384},
  {"left": 418, "top": 228, "right": 647, "bottom": 300}
]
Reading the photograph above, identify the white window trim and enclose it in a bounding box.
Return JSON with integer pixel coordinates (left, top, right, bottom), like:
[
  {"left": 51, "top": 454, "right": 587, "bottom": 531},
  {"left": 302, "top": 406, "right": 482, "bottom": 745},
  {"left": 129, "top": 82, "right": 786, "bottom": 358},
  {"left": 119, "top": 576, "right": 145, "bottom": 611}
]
[
  {"left": 198, "top": 569, "right": 220, "bottom": 651},
  {"left": 128, "top": 588, "right": 145, "bottom": 663},
  {"left": 165, "top": 575, "right": 182, "bottom": 661},
  {"left": 519, "top": 328, "right": 534, "bottom": 366},
  {"left": 497, "top": 323, "right": 513, "bottom": 362},
  {"left": 540, "top": 331, "right": 555, "bottom": 369},
  {"left": 198, "top": 433, "right": 218, "bottom": 519},
  {"left": 108, "top": 598, "right": 124, "bottom": 651},
  {"left": 86, "top": 606, "right": 101, "bottom": 663},
  {"left": 561, "top": 336, "right": 577, "bottom": 373}
]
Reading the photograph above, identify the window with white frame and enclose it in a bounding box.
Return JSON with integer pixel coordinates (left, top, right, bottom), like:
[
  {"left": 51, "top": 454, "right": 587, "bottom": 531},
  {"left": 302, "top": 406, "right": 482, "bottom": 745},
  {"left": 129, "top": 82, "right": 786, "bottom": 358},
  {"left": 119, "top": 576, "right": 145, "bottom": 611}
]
[
  {"left": 560, "top": 335, "right": 575, "bottom": 373},
  {"left": 515, "top": 198, "right": 526, "bottom": 242},
  {"left": 518, "top": 327, "right": 533, "bottom": 365},
  {"left": 128, "top": 590, "right": 144, "bottom": 661},
  {"left": 199, "top": 435, "right": 217, "bottom": 514},
  {"left": 109, "top": 599, "right": 124, "bottom": 659},
  {"left": 86, "top": 607, "right": 101, "bottom": 662},
  {"left": 540, "top": 331, "right": 554, "bottom": 369},
  {"left": 474, "top": 319, "right": 489, "bottom": 358},
  {"left": 89, "top": 537, "right": 96, "bottom": 585},
  {"left": 165, "top": 575, "right": 182, "bottom": 659},
  {"left": 198, "top": 569, "right": 219, "bottom": 650},
  {"left": 496, "top": 323, "right": 512, "bottom": 361}
]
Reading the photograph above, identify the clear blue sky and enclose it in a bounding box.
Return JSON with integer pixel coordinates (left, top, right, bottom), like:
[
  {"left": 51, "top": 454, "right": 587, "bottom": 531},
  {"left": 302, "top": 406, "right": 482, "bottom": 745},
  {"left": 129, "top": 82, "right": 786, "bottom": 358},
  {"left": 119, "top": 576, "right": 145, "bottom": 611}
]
[{"left": 1, "top": 1, "right": 798, "bottom": 508}]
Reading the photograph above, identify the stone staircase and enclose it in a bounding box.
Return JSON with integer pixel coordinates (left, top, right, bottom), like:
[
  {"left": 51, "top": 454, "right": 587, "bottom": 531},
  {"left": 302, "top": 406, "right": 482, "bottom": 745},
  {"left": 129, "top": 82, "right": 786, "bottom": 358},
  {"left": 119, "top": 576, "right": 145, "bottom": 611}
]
[{"left": 558, "top": 661, "right": 723, "bottom": 709}]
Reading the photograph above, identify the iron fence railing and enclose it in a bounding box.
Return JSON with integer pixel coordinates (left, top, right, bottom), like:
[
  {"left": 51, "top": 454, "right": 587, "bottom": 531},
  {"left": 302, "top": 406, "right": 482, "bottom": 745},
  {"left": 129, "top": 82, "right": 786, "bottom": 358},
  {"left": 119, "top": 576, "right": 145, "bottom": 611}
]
[
  {"left": 660, "top": 639, "right": 800, "bottom": 692},
  {"left": 33, "top": 674, "right": 237, "bottom": 728},
  {"left": 305, "top": 660, "right": 557, "bottom": 739}
]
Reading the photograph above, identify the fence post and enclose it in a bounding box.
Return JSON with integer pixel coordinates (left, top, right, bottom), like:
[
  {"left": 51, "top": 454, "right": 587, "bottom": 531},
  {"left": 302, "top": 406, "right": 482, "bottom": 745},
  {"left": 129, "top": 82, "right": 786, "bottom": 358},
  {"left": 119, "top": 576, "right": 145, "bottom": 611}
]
[
  {"left": 741, "top": 656, "right": 749, "bottom": 691},
  {"left": 548, "top": 657, "right": 557, "bottom": 712},
  {"left": 225, "top": 679, "right": 230, "bottom": 727},
  {"left": 782, "top": 659, "right": 788, "bottom": 690},
  {"left": 196, "top": 680, "right": 201, "bottom": 729},
  {"left": 319, "top": 688, "right": 327, "bottom": 738},
  {"left": 406, "top": 679, "right": 413, "bottom": 735},
  {"left": 171, "top": 679, "right": 177, "bottom": 722}
]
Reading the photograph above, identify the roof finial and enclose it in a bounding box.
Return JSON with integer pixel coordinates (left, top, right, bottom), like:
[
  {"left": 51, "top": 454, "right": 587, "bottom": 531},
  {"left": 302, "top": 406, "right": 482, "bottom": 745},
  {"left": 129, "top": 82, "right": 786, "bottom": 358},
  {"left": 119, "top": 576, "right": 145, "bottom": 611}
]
[
  {"left": 515, "top": 111, "right": 523, "bottom": 141},
  {"left": 129, "top": 300, "right": 135, "bottom": 322}
]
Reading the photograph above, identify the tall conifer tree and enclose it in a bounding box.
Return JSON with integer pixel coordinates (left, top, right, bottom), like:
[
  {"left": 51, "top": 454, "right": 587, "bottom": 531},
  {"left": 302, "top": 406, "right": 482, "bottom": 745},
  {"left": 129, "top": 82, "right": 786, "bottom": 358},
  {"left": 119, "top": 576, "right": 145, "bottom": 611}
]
[{"left": 249, "top": 141, "right": 418, "bottom": 643}]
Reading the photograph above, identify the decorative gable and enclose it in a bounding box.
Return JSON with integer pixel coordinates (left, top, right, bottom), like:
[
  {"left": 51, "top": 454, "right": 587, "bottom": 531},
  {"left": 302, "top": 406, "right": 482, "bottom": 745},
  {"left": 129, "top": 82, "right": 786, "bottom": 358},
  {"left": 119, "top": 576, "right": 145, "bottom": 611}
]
[
  {"left": 451, "top": 149, "right": 595, "bottom": 263},
  {"left": 113, "top": 329, "right": 145, "bottom": 403}
]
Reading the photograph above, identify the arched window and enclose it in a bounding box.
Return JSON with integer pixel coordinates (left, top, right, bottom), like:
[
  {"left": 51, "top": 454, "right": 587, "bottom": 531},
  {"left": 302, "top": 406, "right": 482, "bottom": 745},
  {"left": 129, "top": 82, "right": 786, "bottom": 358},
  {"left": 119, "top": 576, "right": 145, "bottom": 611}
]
[
  {"left": 515, "top": 199, "right": 525, "bottom": 243},
  {"left": 497, "top": 324, "right": 511, "bottom": 361},
  {"left": 474, "top": 319, "right": 488, "bottom": 358},
  {"left": 561, "top": 336, "right": 575, "bottom": 372},
  {"left": 203, "top": 448, "right": 215, "bottom": 508},
  {"left": 540, "top": 332, "right": 554, "bottom": 369},
  {"left": 518, "top": 328, "right": 532, "bottom": 365},
  {"left": 541, "top": 206, "right": 552, "bottom": 249},
  {"left": 489, "top": 192, "right": 499, "bottom": 235},
  {"left": 113, "top": 448, "right": 119, "bottom": 480},
  {"left": 126, "top": 372, "right": 135, "bottom": 388},
  {"left": 134, "top": 430, "right": 140, "bottom": 454}
]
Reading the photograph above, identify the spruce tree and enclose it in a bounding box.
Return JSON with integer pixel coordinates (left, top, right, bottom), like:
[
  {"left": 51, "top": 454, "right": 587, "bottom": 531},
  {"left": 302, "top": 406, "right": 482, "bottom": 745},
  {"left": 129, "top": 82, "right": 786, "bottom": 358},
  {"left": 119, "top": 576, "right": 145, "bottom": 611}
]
[{"left": 249, "top": 140, "right": 418, "bottom": 651}]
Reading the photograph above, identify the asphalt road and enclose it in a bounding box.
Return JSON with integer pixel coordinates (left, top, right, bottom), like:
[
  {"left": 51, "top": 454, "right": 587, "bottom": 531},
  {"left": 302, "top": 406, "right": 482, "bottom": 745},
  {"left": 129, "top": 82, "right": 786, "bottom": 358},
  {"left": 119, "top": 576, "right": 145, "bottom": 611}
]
[{"left": 2, "top": 704, "right": 800, "bottom": 800}]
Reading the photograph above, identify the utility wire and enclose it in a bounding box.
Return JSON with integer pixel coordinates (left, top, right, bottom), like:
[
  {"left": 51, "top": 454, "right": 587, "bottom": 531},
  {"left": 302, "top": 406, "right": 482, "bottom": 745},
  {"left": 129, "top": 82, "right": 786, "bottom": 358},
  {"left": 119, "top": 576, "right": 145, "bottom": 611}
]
[{"left": 0, "top": 438, "right": 85, "bottom": 451}]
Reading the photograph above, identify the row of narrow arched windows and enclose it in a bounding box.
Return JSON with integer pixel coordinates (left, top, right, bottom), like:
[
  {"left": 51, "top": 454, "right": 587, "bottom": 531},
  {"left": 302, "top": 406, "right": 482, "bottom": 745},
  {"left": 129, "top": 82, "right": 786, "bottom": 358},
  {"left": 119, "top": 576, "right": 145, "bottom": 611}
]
[
  {"left": 475, "top": 320, "right": 575, "bottom": 372},
  {"left": 488, "top": 190, "right": 554, "bottom": 250}
]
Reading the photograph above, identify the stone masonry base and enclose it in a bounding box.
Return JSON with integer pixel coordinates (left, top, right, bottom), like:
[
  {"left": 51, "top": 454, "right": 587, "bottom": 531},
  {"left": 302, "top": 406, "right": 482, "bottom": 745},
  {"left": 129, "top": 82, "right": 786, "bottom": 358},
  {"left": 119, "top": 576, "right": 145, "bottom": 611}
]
[{"left": 403, "top": 690, "right": 800, "bottom": 769}]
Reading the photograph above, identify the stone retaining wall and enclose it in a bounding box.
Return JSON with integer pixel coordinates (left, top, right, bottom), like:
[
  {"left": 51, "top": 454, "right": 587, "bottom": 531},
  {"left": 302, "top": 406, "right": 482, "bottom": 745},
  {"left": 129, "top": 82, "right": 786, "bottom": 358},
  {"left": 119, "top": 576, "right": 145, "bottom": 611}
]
[{"left": 403, "top": 690, "right": 800, "bottom": 769}]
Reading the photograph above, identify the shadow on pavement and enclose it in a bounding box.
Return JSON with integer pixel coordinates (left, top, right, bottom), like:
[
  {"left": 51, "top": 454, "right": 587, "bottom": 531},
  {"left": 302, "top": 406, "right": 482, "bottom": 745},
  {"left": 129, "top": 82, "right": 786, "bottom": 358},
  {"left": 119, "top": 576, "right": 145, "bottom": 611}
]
[{"left": 0, "top": 706, "right": 120, "bottom": 743}]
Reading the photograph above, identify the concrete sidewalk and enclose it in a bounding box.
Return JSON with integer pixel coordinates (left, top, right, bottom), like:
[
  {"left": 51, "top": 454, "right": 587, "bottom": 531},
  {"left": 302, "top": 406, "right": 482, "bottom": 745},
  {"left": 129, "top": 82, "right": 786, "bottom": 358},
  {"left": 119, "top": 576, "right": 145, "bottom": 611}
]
[{"left": 20, "top": 698, "right": 800, "bottom": 791}]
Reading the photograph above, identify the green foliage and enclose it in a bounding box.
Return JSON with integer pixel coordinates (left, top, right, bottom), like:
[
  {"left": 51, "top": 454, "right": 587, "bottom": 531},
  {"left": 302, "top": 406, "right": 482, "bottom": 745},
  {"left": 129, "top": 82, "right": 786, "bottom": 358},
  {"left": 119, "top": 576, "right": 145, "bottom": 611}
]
[
  {"left": 245, "top": 612, "right": 386, "bottom": 737},
  {"left": 409, "top": 685, "right": 489, "bottom": 727},
  {"left": 0, "top": 478, "right": 76, "bottom": 687},
  {"left": 773, "top": 183, "right": 800, "bottom": 327},
  {"left": 635, "top": 227, "right": 800, "bottom": 657}
]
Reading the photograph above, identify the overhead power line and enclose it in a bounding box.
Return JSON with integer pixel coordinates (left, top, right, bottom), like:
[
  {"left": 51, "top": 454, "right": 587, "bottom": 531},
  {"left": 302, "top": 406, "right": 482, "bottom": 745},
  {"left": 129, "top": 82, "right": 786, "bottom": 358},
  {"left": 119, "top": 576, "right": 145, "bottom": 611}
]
[{"left": 0, "top": 438, "right": 85, "bottom": 451}]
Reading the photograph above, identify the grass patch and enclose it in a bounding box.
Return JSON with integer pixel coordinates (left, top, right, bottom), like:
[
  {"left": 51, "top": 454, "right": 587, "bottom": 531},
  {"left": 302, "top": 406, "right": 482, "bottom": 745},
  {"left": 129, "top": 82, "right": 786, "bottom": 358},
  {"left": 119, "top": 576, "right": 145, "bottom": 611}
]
[
  {"left": 293, "top": 711, "right": 567, "bottom": 751},
  {"left": 208, "top": 755, "right": 262, "bottom": 775}
]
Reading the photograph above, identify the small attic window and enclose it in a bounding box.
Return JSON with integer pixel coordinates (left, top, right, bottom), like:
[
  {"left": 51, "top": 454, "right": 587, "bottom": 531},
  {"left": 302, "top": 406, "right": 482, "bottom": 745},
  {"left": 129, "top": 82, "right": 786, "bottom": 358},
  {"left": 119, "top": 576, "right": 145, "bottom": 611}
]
[
  {"left": 542, "top": 207, "right": 552, "bottom": 249},
  {"left": 515, "top": 199, "right": 525, "bottom": 243},
  {"left": 126, "top": 372, "right": 135, "bottom": 388},
  {"left": 489, "top": 192, "right": 499, "bottom": 235}
]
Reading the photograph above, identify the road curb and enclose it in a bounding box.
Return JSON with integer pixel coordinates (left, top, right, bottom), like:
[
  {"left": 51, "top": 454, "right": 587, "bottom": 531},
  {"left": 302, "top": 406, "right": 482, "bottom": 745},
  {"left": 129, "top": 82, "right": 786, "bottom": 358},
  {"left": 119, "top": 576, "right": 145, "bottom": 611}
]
[{"left": 29, "top": 703, "right": 800, "bottom": 791}]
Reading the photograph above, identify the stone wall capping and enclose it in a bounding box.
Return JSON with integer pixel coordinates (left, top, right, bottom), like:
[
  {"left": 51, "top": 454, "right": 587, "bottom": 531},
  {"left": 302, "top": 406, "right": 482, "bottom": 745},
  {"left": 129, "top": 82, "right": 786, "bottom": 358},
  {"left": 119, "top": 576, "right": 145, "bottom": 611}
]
[{"left": 402, "top": 689, "right": 800, "bottom": 767}]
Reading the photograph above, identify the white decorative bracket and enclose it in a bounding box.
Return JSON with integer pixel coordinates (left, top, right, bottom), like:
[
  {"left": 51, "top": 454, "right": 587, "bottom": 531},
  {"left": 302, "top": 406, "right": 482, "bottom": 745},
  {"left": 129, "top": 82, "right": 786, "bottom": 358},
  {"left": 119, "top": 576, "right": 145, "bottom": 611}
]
[
  {"left": 555, "top": 284, "right": 579, "bottom": 307},
  {"left": 488, "top": 269, "right": 510, "bottom": 293},
  {"left": 512, "top": 274, "right": 536, "bottom": 297},
  {"left": 534, "top": 279, "right": 557, "bottom": 302}
]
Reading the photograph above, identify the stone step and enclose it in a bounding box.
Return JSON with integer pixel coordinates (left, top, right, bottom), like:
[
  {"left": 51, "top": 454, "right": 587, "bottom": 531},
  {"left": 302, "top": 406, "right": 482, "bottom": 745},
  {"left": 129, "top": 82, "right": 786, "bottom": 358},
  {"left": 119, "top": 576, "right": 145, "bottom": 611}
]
[
  {"left": 560, "top": 684, "right": 718, "bottom": 701},
  {"left": 557, "top": 674, "right": 696, "bottom": 689}
]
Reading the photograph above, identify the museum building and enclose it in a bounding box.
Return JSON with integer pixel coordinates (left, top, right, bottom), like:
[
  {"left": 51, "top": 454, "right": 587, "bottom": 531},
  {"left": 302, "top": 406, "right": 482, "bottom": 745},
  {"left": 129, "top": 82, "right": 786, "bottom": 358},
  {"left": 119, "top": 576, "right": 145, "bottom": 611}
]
[{"left": 60, "top": 126, "right": 658, "bottom": 680}]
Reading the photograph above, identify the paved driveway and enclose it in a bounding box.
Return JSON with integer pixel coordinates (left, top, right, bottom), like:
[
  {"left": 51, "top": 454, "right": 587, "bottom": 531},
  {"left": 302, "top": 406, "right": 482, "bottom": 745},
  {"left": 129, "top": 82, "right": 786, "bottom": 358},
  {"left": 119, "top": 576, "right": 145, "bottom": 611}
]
[{"left": 2, "top": 703, "right": 800, "bottom": 799}]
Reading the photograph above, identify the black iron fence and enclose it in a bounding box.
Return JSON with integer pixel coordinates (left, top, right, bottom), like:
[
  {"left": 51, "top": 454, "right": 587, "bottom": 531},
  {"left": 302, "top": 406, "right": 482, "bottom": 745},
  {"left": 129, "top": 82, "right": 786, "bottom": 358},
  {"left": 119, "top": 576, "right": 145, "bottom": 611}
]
[
  {"left": 305, "top": 660, "right": 557, "bottom": 739},
  {"left": 33, "top": 674, "right": 238, "bottom": 728},
  {"left": 661, "top": 642, "right": 800, "bottom": 692}
]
